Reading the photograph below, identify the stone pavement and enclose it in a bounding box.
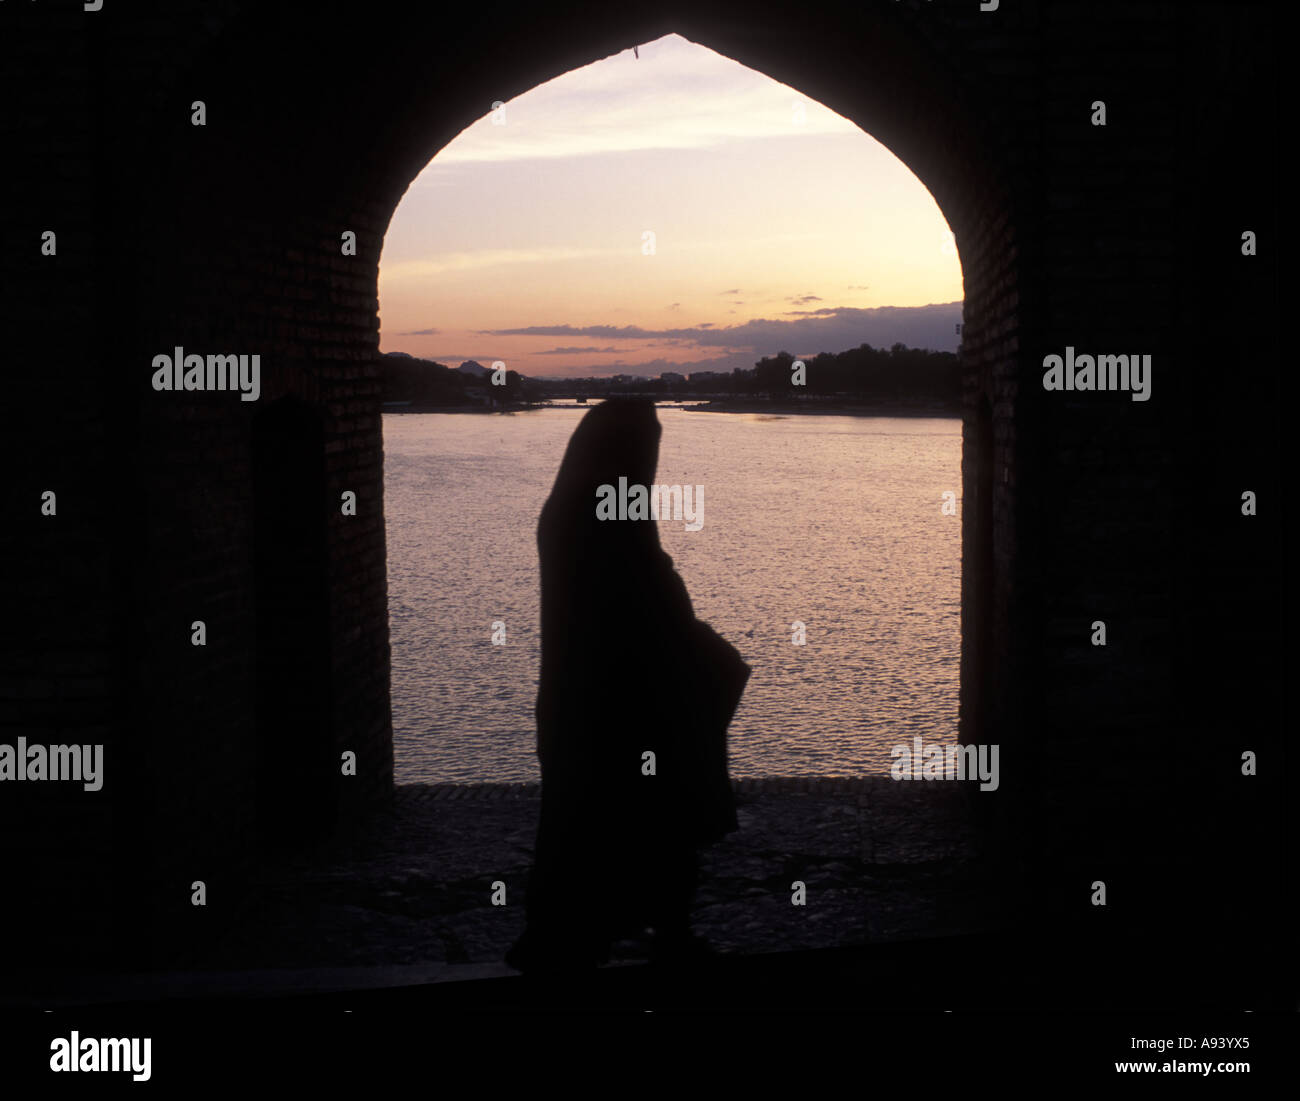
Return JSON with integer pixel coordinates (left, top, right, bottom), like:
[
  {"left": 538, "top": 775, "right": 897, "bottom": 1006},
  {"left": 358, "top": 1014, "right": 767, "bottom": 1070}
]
[{"left": 198, "top": 777, "right": 1006, "bottom": 972}]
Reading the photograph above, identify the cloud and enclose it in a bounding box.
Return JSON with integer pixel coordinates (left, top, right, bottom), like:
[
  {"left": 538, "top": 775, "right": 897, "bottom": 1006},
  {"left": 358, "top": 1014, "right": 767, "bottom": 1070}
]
[
  {"left": 381, "top": 246, "right": 616, "bottom": 277},
  {"left": 381, "top": 232, "right": 824, "bottom": 279},
  {"left": 718, "top": 288, "right": 740, "bottom": 295},
  {"left": 484, "top": 301, "right": 962, "bottom": 356},
  {"left": 415, "top": 353, "right": 506, "bottom": 364},
  {"left": 711, "top": 304, "right": 962, "bottom": 355},
  {"left": 786, "top": 294, "right": 822, "bottom": 305},
  {"left": 484, "top": 323, "right": 695, "bottom": 340},
  {"left": 399, "top": 327, "right": 441, "bottom": 335},
  {"left": 536, "top": 345, "right": 622, "bottom": 355}
]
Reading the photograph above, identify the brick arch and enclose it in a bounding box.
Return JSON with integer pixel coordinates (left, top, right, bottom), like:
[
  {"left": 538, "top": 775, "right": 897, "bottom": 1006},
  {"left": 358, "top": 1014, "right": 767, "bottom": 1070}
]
[
  {"left": 361, "top": 13, "right": 1026, "bottom": 772},
  {"left": 102, "top": 1, "right": 1035, "bottom": 953},
  {"left": 378, "top": 23, "right": 1023, "bottom": 785},
  {"left": 126, "top": 0, "right": 1029, "bottom": 816}
]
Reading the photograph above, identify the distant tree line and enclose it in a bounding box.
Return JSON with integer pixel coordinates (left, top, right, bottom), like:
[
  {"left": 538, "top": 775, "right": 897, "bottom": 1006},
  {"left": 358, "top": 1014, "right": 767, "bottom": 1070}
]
[
  {"left": 378, "top": 342, "right": 958, "bottom": 407},
  {"left": 380, "top": 354, "right": 474, "bottom": 405},
  {"left": 750, "top": 344, "right": 958, "bottom": 404}
]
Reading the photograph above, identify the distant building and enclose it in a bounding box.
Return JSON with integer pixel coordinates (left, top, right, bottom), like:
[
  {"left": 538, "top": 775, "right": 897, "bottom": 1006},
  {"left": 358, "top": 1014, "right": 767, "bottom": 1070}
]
[{"left": 661, "top": 371, "right": 685, "bottom": 384}]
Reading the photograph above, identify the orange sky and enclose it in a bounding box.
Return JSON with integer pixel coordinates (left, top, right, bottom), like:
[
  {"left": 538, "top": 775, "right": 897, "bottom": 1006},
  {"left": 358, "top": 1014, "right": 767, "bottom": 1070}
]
[{"left": 378, "top": 34, "right": 963, "bottom": 379}]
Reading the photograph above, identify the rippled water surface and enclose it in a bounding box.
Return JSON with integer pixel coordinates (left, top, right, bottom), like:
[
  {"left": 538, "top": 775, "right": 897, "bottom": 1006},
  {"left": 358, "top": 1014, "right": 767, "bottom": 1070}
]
[{"left": 385, "top": 407, "right": 961, "bottom": 782}]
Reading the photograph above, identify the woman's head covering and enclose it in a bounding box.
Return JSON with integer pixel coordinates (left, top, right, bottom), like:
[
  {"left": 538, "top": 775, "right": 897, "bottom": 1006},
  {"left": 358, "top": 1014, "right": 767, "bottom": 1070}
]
[{"left": 539, "top": 397, "right": 664, "bottom": 558}]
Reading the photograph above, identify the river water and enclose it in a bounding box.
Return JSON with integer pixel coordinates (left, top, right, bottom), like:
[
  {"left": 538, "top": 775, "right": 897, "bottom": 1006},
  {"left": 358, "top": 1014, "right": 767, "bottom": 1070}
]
[{"left": 384, "top": 406, "right": 961, "bottom": 782}]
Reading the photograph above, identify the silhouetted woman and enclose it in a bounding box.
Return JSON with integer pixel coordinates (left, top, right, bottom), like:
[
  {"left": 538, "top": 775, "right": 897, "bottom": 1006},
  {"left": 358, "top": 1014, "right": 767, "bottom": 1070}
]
[{"left": 506, "top": 398, "right": 750, "bottom": 972}]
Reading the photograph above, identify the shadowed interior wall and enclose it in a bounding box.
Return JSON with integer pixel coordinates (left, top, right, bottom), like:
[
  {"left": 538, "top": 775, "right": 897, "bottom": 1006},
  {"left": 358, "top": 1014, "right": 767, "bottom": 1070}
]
[
  {"left": 253, "top": 397, "right": 335, "bottom": 844},
  {"left": 0, "top": 0, "right": 1279, "bottom": 982}
]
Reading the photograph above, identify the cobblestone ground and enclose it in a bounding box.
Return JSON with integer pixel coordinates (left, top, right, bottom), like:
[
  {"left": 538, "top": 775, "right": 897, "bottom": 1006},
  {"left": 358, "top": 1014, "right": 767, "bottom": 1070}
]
[{"left": 204, "top": 779, "right": 1003, "bottom": 970}]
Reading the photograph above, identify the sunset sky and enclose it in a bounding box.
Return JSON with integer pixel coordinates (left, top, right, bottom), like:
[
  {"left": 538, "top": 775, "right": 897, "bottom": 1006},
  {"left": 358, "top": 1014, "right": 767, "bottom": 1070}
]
[{"left": 377, "top": 33, "right": 963, "bottom": 379}]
